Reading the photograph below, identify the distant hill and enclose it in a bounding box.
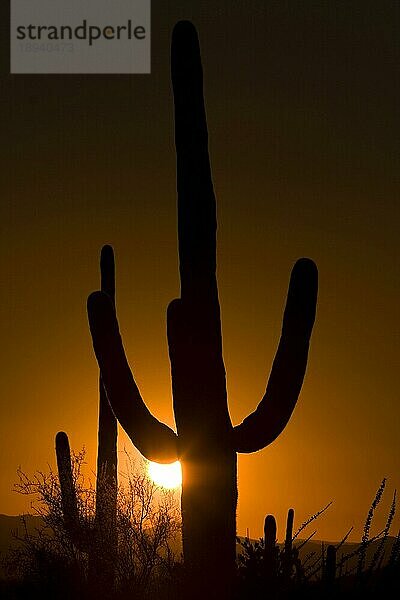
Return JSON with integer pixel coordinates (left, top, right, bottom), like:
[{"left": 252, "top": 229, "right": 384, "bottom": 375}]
[
  {"left": 0, "top": 514, "right": 43, "bottom": 554},
  {"left": 0, "top": 514, "right": 45, "bottom": 578}
]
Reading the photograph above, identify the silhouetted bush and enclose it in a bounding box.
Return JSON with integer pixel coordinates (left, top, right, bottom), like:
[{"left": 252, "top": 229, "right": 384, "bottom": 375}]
[{"left": 3, "top": 449, "right": 181, "bottom": 599}]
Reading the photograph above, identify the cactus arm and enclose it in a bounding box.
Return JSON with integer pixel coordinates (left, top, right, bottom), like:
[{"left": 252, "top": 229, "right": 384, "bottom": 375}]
[
  {"left": 87, "top": 291, "right": 178, "bottom": 463},
  {"left": 233, "top": 258, "right": 318, "bottom": 453}
]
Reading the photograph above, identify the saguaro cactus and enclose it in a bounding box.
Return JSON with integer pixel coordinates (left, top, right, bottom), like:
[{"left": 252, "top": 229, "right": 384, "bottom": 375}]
[
  {"left": 264, "top": 515, "right": 278, "bottom": 583},
  {"left": 283, "top": 508, "right": 295, "bottom": 581},
  {"left": 87, "top": 21, "right": 318, "bottom": 599},
  {"left": 55, "top": 431, "right": 81, "bottom": 545},
  {"left": 325, "top": 544, "right": 337, "bottom": 584},
  {"left": 56, "top": 245, "right": 118, "bottom": 592}
]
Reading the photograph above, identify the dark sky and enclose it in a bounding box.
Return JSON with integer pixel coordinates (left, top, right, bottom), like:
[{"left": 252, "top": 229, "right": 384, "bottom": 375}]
[{"left": 0, "top": 1, "right": 399, "bottom": 541}]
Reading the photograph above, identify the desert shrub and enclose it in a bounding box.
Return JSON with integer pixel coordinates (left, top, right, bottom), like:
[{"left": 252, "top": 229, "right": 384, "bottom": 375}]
[{"left": 2, "top": 448, "right": 181, "bottom": 599}]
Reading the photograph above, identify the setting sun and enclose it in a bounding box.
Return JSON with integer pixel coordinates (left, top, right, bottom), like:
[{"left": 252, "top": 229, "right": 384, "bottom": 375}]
[{"left": 147, "top": 461, "right": 182, "bottom": 489}]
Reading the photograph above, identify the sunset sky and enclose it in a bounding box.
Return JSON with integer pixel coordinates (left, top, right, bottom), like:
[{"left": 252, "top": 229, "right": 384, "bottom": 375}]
[{"left": 0, "top": 2, "right": 399, "bottom": 542}]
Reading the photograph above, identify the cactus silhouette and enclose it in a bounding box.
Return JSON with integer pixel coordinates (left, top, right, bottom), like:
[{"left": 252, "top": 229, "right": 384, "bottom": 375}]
[
  {"left": 325, "top": 544, "right": 337, "bottom": 584},
  {"left": 87, "top": 21, "right": 318, "bottom": 599},
  {"left": 283, "top": 508, "right": 295, "bottom": 581},
  {"left": 55, "top": 431, "right": 81, "bottom": 545},
  {"left": 264, "top": 514, "right": 278, "bottom": 584},
  {"left": 56, "top": 246, "right": 117, "bottom": 594},
  {"left": 285, "top": 509, "right": 294, "bottom": 553}
]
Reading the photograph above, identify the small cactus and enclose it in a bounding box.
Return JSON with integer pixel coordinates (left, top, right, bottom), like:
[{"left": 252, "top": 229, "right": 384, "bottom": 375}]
[
  {"left": 264, "top": 514, "right": 278, "bottom": 582},
  {"left": 325, "top": 544, "right": 337, "bottom": 584},
  {"left": 285, "top": 508, "right": 295, "bottom": 552},
  {"left": 283, "top": 508, "right": 295, "bottom": 581},
  {"left": 55, "top": 431, "right": 81, "bottom": 546},
  {"left": 56, "top": 246, "right": 118, "bottom": 592}
]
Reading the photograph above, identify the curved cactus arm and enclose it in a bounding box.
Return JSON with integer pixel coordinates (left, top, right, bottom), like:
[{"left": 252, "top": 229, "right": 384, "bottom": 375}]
[
  {"left": 233, "top": 258, "right": 318, "bottom": 453},
  {"left": 87, "top": 292, "right": 178, "bottom": 463}
]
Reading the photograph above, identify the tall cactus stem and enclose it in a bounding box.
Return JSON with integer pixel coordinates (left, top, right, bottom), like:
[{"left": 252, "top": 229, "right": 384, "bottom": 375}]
[
  {"left": 56, "top": 246, "right": 118, "bottom": 593},
  {"left": 55, "top": 431, "right": 80, "bottom": 544},
  {"left": 283, "top": 508, "right": 295, "bottom": 581},
  {"left": 285, "top": 508, "right": 294, "bottom": 553},
  {"left": 91, "top": 245, "right": 118, "bottom": 590},
  {"left": 264, "top": 514, "right": 277, "bottom": 582}
]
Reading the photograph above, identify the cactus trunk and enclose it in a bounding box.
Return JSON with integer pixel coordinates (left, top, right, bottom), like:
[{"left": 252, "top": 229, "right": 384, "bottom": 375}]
[
  {"left": 167, "top": 292, "right": 237, "bottom": 598},
  {"left": 180, "top": 449, "right": 237, "bottom": 597}
]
